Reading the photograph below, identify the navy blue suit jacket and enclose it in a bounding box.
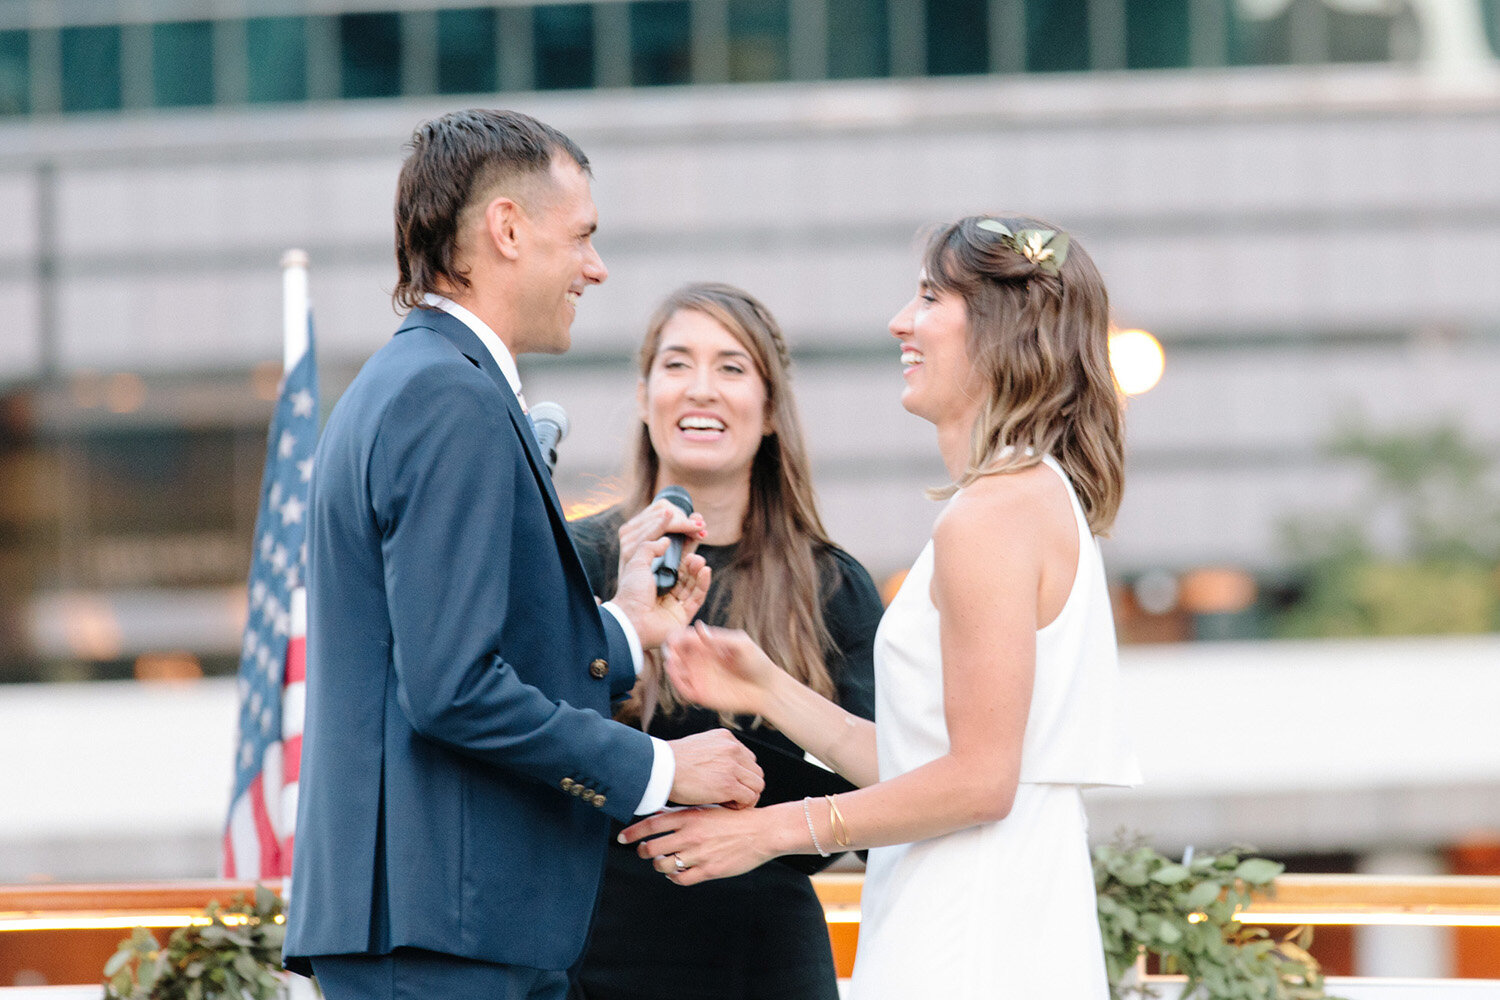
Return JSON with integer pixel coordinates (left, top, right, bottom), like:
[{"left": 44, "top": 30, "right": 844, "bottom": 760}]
[{"left": 284, "top": 308, "right": 656, "bottom": 974}]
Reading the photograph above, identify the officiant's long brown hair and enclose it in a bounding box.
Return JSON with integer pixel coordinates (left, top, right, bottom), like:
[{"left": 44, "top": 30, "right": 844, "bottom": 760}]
[
  {"left": 621, "top": 283, "right": 837, "bottom": 726},
  {"left": 922, "top": 215, "right": 1125, "bottom": 534}
]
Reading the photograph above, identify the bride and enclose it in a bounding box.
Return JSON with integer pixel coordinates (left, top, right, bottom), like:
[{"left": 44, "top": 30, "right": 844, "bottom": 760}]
[{"left": 620, "top": 215, "right": 1142, "bottom": 998}]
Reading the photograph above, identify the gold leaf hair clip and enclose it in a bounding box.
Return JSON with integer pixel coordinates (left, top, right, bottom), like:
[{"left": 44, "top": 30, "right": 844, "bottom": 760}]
[{"left": 975, "top": 219, "right": 1070, "bottom": 276}]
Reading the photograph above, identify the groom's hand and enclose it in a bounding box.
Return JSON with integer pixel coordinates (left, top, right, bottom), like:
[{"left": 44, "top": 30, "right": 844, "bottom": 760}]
[{"left": 666, "top": 730, "right": 763, "bottom": 809}]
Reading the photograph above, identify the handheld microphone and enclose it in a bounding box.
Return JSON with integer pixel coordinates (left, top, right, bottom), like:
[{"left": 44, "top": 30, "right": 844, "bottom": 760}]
[
  {"left": 649, "top": 485, "right": 694, "bottom": 594},
  {"left": 529, "top": 401, "right": 569, "bottom": 474}
]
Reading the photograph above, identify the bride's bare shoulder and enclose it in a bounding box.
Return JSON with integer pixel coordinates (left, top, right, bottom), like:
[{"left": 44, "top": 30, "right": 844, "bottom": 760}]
[{"left": 936, "top": 464, "right": 1067, "bottom": 538}]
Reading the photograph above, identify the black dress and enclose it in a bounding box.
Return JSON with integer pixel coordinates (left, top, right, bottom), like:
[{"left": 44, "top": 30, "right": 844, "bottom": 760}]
[{"left": 568, "top": 508, "right": 883, "bottom": 1000}]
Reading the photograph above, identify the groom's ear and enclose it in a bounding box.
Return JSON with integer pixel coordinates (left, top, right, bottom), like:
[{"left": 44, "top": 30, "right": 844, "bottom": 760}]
[{"left": 485, "top": 197, "right": 524, "bottom": 261}]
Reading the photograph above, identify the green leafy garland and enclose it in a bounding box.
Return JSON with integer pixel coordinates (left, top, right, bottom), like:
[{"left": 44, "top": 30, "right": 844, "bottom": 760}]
[
  {"left": 103, "top": 886, "right": 288, "bottom": 1000},
  {"left": 1094, "top": 841, "right": 1332, "bottom": 1000}
]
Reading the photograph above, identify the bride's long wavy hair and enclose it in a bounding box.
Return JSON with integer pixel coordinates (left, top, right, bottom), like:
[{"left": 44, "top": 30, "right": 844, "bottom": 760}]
[
  {"left": 618, "top": 282, "right": 837, "bottom": 727},
  {"left": 922, "top": 215, "right": 1125, "bottom": 534}
]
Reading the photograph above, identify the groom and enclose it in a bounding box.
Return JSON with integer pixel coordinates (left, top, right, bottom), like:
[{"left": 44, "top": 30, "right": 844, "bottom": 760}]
[{"left": 284, "top": 109, "right": 763, "bottom": 999}]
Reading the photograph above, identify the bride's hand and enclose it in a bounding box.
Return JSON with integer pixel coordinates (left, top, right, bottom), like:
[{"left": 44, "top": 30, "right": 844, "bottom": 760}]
[
  {"left": 619, "top": 805, "right": 777, "bottom": 886},
  {"left": 664, "top": 624, "right": 779, "bottom": 718}
]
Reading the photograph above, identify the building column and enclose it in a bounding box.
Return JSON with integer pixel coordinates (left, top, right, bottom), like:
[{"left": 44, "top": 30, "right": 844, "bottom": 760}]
[{"left": 1354, "top": 850, "right": 1451, "bottom": 978}]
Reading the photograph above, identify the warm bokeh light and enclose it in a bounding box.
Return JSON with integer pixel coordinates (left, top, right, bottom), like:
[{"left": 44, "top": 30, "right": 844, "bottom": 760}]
[
  {"left": 251, "top": 360, "right": 283, "bottom": 402},
  {"left": 134, "top": 651, "right": 204, "bottom": 684},
  {"left": 1177, "top": 566, "right": 1258, "bottom": 615},
  {"left": 879, "top": 570, "right": 908, "bottom": 607},
  {"left": 1109, "top": 328, "right": 1165, "bottom": 396},
  {"left": 104, "top": 372, "right": 146, "bottom": 414},
  {"left": 562, "top": 480, "right": 625, "bottom": 522}
]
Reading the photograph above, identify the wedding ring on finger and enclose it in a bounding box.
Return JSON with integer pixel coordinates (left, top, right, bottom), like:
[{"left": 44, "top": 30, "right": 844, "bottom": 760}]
[{"left": 673, "top": 854, "right": 688, "bottom": 873}]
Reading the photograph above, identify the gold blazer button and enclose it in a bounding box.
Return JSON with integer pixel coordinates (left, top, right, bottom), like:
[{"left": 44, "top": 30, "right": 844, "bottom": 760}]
[
  {"left": 589, "top": 658, "right": 609, "bottom": 679},
  {"left": 560, "top": 777, "right": 576, "bottom": 791}
]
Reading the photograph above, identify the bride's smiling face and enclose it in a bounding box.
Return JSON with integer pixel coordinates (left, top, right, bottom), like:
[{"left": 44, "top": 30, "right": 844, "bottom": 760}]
[
  {"left": 888, "top": 272, "right": 986, "bottom": 431},
  {"left": 639, "top": 308, "right": 771, "bottom": 488}
]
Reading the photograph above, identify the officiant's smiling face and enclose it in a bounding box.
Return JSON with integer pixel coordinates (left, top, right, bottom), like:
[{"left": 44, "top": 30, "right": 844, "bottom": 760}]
[{"left": 639, "top": 308, "right": 772, "bottom": 488}]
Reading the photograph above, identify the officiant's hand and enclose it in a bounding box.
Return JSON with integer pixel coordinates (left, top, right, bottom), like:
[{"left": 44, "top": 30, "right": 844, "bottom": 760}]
[
  {"left": 619, "top": 804, "right": 779, "bottom": 886},
  {"left": 611, "top": 503, "right": 711, "bottom": 649},
  {"left": 663, "top": 623, "right": 779, "bottom": 718}
]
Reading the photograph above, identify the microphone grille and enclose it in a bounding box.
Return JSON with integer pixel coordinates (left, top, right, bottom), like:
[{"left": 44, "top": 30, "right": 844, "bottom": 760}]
[
  {"left": 529, "top": 401, "right": 569, "bottom": 438},
  {"left": 655, "top": 484, "right": 693, "bottom": 515}
]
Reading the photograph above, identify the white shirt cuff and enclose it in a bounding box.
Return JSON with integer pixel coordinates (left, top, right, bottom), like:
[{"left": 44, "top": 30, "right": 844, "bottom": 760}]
[
  {"left": 635, "top": 737, "right": 676, "bottom": 815},
  {"left": 599, "top": 601, "right": 644, "bottom": 677}
]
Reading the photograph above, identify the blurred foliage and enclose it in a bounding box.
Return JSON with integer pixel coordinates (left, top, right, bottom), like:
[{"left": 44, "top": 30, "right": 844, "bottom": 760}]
[
  {"left": 1094, "top": 839, "right": 1331, "bottom": 1000},
  {"left": 1276, "top": 422, "right": 1500, "bottom": 638},
  {"left": 103, "top": 886, "right": 288, "bottom": 1000}
]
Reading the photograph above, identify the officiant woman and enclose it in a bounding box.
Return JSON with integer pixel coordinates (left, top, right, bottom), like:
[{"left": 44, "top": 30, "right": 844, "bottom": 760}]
[{"left": 567, "top": 282, "right": 883, "bottom": 1000}]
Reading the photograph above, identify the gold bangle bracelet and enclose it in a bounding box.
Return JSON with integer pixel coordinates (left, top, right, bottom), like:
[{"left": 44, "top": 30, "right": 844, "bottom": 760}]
[{"left": 825, "top": 794, "right": 852, "bottom": 849}]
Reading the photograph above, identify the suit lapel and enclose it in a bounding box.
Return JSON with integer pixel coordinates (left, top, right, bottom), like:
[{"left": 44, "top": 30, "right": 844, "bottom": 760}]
[{"left": 397, "top": 308, "right": 596, "bottom": 592}]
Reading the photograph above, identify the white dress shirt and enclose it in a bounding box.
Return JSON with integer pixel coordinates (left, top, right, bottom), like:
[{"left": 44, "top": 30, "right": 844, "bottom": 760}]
[{"left": 421, "top": 294, "right": 674, "bottom": 815}]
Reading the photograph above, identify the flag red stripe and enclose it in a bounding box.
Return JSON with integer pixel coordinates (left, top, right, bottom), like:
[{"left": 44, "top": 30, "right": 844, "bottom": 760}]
[
  {"left": 283, "top": 733, "right": 303, "bottom": 784},
  {"left": 222, "top": 827, "right": 237, "bottom": 879},
  {"left": 248, "top": 773, "right": 282, "bottom": 879},
  {"left": 285, "top": 635, "right": 306, "bottom": 683}
]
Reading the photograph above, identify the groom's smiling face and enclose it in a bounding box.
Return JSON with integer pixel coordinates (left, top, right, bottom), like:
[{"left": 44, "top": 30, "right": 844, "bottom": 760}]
[{"left": 511, "top": 156, "right": 608, "bottom": 355}]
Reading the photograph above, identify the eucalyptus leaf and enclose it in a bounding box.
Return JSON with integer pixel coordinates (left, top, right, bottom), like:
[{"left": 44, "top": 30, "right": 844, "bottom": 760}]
[
  {"left": 1151, "top": 863, "right": 1192, "bottom": 885},
  {"left": 1184, "top": 880, "right": 1224, "bottom": 910},
  {"left": 104, "top": 949, "right": 132, "bottom": 977},
  {"left": 976, "top": 219, "right": 1012, "bottom": 238},
  {"left": 137, "top": 958, "right": 161, "bottom": 992},
  {"left": 1235, "top": 857, "right": 1284, "bottom": 884}
]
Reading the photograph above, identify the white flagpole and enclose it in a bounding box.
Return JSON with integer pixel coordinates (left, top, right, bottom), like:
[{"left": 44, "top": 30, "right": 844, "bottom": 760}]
[{"left": 281, "top": 248, "right": 310, "bottom": 372}]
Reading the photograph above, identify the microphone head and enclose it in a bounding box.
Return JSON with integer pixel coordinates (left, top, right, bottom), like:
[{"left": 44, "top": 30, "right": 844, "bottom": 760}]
[
  {"left": 529, "top": 401, "right": 569, "bottom": 439},
  {"left": 654, "top": 485, "right": 693, "bottom": 516}
]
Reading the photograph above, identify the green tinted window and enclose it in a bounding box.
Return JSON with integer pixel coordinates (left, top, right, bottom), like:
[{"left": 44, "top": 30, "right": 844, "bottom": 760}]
[
  {"left": 828, "top": 0, "right": 888, "bottom": 79},
  {"left": 0, "top": 30, "right": 27, "bottom": 115},
  {"left": 1327, "top": 7, "right": 1395, "bottom": 63},
  {"left": 247, "top": 17, "right": 307, "bottom": 102},
  {"left": 438, "top": 8, "right": 497, "bottom": 93},
  {"left": 728, "top": 0, "right": 789, "bottom": 81},
  {"left": 154, "top": 21, "right": 215, "bottom": 107},
  {"left": 61, "top": 25, "right": 123, "bottom": 112},
  {"left": 1025, "top": 0, "right": 1090, "bottom": 72},
  {"left": 630, "top": 1, "right": 691, "bottom": 86},
  {"left": 340, "top": 12, "right": 401, "bottom": 98},
  {"left": 1227, "top": 4, "right": 1291, "bottom": 65},
  {"left": 535, "top": 5, "right": 594, "bottom": 89},
  {"left": 927, "top": 0, "right": 988, "bottom": 76},
  {"left": 1125, "top": 0, "right": 1189, "bottom": 69}
]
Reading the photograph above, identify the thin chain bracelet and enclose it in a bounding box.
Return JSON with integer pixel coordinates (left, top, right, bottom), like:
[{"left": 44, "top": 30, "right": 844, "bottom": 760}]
[{"left": 802, "top": 797, "right": 830, "bottom": 857}]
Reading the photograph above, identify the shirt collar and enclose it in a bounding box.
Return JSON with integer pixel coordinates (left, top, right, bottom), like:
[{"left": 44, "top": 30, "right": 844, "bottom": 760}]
[{"left": 422, "top": 293, "right": 523, "bottom": 398}]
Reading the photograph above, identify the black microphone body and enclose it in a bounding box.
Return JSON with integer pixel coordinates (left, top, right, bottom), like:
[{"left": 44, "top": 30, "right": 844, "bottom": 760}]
[
  {"left": 529, "top": 401, "right": 569, "bottom": 474},
  {"left": 650, "top": 485, "right": 694, "bottom": 594}
]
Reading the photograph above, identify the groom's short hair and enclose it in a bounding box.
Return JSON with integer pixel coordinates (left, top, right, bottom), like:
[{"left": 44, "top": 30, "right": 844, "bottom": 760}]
[{"left": 393, "top": 108, "right": 591, "bottom": 311}]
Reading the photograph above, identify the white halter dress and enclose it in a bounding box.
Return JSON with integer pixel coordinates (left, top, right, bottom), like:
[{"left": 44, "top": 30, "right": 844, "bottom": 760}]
[{"left": 849, "top": 456, "right": 1141, "bottom": 999}]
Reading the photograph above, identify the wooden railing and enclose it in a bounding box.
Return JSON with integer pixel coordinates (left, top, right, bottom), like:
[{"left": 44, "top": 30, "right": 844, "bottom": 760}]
[{"left": 4, "top": 874, "right": 1500, "bottom": 986}]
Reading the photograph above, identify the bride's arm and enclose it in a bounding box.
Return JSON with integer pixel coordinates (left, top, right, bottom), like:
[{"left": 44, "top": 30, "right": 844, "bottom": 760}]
[
  {"left": 628, "top": 476, "right": 1045, "bottom": 877},
  {"left": 665, "top": 626, "right": 881, "bottom": 788}
]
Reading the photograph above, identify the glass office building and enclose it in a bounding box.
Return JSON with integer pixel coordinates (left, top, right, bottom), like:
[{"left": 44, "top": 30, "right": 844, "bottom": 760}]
[{"left": 1, "top": 0, "right": 1499, "bottom": 683}]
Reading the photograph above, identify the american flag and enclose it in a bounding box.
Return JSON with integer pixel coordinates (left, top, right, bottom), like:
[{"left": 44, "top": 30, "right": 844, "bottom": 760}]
[{"left": 223, "top": 318, "right": 317, "bottom": 879}]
